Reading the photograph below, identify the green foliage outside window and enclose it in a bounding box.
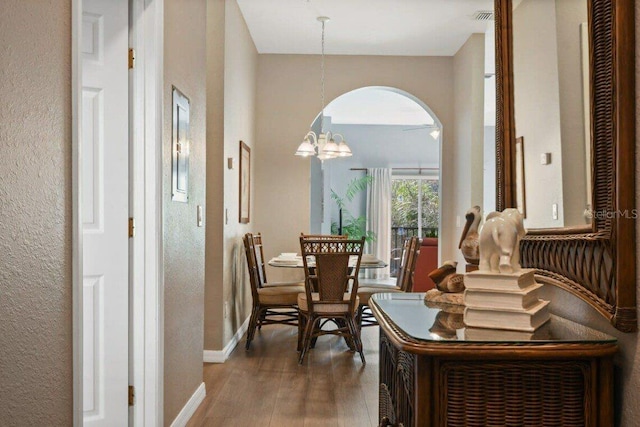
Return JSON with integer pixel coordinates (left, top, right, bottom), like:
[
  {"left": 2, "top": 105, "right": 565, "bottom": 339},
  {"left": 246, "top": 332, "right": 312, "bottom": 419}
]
[
  {"left": 330, "top": 176, "right": 376, "bottom": 242},
  {"left": 392, "top": 179, "right": 439, "bottom": 236}
]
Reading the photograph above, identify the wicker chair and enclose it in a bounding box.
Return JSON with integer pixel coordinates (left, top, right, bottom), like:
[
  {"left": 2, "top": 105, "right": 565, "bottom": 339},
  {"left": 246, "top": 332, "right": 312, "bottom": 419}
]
[
  {"left": 357, "top": 237, "right": 421, "bottom": 328},
  {"left": 297, "top": 236, "right": 366, "bottom": 364},
  {"left": 300, "top": 233, "right": 348, "bottom": 240},
  {"left": 242, "top": 233, "right": 305, "bottom": 350},
  {"left": 251, "top": 232, "right": 304, "bottom": 288}
]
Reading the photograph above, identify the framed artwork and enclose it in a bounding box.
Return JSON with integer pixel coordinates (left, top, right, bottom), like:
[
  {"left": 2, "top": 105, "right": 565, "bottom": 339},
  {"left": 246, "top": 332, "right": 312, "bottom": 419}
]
[
  {"left": 239, "top": 141, "right": 251, "bottom": 223},
  {"left": 515, "top": 136, "right": 526, "bottom": 218},
  {"left": 171, "top": 87, "right": 190, "bottom": 203}
]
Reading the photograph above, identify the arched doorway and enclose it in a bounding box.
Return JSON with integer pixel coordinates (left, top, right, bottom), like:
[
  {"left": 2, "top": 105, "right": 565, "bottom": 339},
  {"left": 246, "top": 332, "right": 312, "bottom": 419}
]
[{"left": 308, "top": 86, "right": 442, "bottom": 283}]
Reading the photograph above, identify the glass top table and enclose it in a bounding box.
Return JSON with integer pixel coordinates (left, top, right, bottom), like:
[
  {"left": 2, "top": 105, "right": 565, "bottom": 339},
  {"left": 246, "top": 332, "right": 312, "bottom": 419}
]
[
  {"left": 370, "top": 292, "right": 617, "bottom": 346},
  {"left": 268, "top": 255, "right": 386, "bottom": 269}
]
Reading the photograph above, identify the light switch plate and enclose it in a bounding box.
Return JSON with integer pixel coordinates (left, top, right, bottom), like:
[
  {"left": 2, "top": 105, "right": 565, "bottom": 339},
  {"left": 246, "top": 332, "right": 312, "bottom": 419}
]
[
  {"left": 540, "top": 153, "right": 552, "bottom": 165},
  {"left": 552, "top": 203, "right": 558, "bottom": 220}
]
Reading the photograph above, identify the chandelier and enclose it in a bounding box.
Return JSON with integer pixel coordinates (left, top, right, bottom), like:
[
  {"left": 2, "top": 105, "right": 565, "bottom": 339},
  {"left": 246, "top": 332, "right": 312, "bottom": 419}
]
[{"left": 295, "top": 16, "right": 352, "bottom": 160}]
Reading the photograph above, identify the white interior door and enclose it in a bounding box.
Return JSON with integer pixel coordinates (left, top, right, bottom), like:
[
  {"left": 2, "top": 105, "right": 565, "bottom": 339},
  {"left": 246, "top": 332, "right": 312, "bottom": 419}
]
[{"left": 82, "top": 0, "right": 130, "bottom": 425}]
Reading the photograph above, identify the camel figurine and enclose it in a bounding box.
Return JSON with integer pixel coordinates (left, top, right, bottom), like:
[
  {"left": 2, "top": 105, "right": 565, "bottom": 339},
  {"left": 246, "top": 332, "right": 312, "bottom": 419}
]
[{"left": 478, "top": 208, "right": 527, "bottom": 273}]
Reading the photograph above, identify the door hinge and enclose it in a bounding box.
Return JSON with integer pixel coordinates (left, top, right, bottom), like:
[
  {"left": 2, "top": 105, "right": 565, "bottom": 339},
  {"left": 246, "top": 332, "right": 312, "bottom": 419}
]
[
  {"left": 128, "top": 48, "right": 135, "bottom": 69},
  {"left": 129, "top": 217, "right": 135, "bottom": 238},
  {"left": 128, "top": 385, "right": 135, "bottom": 406}
]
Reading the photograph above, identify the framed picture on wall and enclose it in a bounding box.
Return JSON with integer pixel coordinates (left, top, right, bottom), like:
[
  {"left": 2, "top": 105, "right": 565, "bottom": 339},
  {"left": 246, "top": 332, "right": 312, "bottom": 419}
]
[
  {"left": 239, "top": 141, "right": 251, "bottom": 223},
  {"left": 171, "top": 87, "right": 190, "bottom": 203}
]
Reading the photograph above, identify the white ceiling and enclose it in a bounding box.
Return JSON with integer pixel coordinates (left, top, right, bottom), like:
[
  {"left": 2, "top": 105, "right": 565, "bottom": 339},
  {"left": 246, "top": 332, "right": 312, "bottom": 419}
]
[{"left": 236, "top": 0, "right": 495, "bottom": 56}]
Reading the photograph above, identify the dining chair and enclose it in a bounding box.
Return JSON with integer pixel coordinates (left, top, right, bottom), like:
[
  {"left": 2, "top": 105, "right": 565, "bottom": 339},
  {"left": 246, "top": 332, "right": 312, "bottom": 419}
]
[
  {"left": 356, "top": 236, "right": 421, "bottom": 328},
  {"left": 251, "top": 232, "right": 304, "bottom": 287},
  {"left": 300, "top": 233, "right": 348, "bottom": 240},
  {"left": 242, "top": 233, "right": 305, "bottom": 350},
  {"left": 297, "top": 236, "right": 366, "bottom": 364}
]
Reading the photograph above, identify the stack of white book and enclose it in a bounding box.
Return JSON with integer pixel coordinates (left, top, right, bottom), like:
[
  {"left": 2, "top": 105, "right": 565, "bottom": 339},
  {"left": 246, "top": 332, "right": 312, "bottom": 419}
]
[{"left": 463, "top": 269, "right": 550, "bottom": 332}]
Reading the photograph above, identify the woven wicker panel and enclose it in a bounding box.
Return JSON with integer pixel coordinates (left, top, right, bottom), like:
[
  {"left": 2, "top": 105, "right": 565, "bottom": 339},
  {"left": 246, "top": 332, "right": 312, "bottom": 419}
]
[
  {"left": 315, "top": 255, "right": 350, "bottom": 300},
  {"left": 591, "top": 0, "right": 614, "bottom": 233},
  {"left": 379, "top": 384, "right": 397, "bottom": 425},
  {"left": 252, "top": 234, "right": 268, "bottom": 287},
  {"left": 395, "top": 351, "right": 415, "bottom": 425},
  {"left": 441, "top": 361, "right": 590, "bottom": 427},
  {"left": 521, "top": 234, "right": 615, "bottom": 308}
]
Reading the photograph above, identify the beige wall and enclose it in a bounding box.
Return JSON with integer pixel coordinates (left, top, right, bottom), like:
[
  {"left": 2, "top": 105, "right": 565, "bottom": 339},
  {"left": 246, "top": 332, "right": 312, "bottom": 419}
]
[
  {"left": 555, "top": 0, "right": 589, "bottom": 225},
  {"left": 254, "top": 55, "right": 456, "bottom": 283},
  {"left": 513, "top": 0, "right": 566, "bottom": 228},
  {"left": 163, "top": 0, "right": 207, "bottom": 424},
  {"left": 0, "top": 1, "right": 72, "bottom": 424},
  {"left": 204, "top": 0, "right": 259, "bottom": 351},
  {"left": 205, "top": 0, "right": 226, "bottom": 352},
  {"left": 451, "top": 34, "right": 486, "bottom": 269},
  {"left": 4, "top": 1, "right": 640, "bottom": 425},
  {"left": 542, "top": 3, "right": 640, "bottom": 426}
]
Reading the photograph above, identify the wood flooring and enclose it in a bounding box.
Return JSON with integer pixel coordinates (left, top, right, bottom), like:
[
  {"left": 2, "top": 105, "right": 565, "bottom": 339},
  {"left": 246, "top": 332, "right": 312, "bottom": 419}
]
[{"left": 187, "top": 324, "right": 380, "bottom": 426}]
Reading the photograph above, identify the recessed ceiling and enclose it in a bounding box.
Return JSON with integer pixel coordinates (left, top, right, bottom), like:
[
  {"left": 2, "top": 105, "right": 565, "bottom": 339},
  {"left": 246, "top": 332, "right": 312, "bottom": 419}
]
[{"left": 236, "top": 0, "right": 495, "bottom": 56}]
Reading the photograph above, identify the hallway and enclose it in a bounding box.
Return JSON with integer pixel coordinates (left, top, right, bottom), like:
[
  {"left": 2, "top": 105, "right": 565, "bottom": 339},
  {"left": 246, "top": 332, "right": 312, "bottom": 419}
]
[{"left": 187, "top": 325, "right": 380, "bottom": 426}]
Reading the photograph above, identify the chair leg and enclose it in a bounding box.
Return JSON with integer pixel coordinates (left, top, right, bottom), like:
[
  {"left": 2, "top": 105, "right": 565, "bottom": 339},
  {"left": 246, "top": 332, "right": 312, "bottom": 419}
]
[
  {"left": 297, "top": 311, "right": 306, "bottom": 352},
  {"left": 356, "top": 305, "right": 364, "bottom": 332},
  {"left": 347, "top": 316, "right": 366, "bottom": 365},
  {"left": 258, "top": 309, "right": 267, "bottom": 330},
  {"left": 298, "top": 314, "right": 318, "bottom": 364},
  {"left": 245, "top": 306, "right": 260, "bottom": 350}
]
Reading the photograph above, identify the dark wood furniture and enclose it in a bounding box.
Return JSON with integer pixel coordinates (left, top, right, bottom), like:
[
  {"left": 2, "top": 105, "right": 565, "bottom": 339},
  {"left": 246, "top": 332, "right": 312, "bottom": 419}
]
[
  {"left": 495, "top": 0, "right": 636, "bottom": 331},
  {"left": 242, "top": 233, "right": 305, "bottom": 350},
  {"left": 371, "top": 293, "right": 617, "bottom": 427},
  {"left": 357, "top": 237, "right": 421, "bottom": 328},
  {"left": 298, "top": 237, "right": 366, "bottom": 364}
]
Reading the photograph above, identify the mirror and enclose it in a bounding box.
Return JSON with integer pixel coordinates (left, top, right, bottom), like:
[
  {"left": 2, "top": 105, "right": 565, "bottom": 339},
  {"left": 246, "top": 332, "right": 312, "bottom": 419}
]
[
  {"left": 496, "top": 0, "right": 636, "bottom": 331},
  {"left": 512, "top": 0, "right": 591, "bottom": 228}
]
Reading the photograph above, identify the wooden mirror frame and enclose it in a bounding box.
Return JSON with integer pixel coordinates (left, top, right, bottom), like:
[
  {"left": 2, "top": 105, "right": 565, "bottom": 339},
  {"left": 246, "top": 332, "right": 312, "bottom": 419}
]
[{"left": 495, "top": 0, "right": 636, "bottom": 331}]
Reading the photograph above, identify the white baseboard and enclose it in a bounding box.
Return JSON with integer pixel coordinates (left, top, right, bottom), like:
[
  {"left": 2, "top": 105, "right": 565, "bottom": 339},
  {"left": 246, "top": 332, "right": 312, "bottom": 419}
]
[
  {"left": 203, "top": 316, "right": 249, "bottom": 363},
  {"left": 169, "top": 382, "right": 206, "bottom": 427}
]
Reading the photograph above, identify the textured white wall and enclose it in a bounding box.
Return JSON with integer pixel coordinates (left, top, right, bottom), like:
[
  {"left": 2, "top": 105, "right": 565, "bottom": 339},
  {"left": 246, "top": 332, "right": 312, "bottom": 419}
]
[
  {"left": 163, "top": 0, "right": 207, "bottom": 424},
  {"left": 0, "top": 1, "right": 73, "bottom": 424}
]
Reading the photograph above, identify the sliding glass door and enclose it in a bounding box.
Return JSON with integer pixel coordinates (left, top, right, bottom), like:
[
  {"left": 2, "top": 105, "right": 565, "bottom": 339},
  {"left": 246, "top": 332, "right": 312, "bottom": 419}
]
[{"left": 390, "top": 176, "right": 439, "bottom": 276}]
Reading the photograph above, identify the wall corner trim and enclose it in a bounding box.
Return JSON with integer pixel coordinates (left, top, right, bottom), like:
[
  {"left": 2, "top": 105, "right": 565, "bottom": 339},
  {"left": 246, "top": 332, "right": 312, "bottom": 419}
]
[
  {"left": 203, "top": 316, "right": 250, "bottom": 363},
  {"left": 169, "top": 382, "right": 206, "bottom": 427}
]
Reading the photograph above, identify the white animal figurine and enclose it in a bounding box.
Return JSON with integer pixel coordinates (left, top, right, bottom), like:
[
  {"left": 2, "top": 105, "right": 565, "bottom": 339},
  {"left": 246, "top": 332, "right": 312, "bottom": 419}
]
[
  {"left": 458, "top": 205, "right": 482, "bottom": 265},
  {"left": 478, "top": 208, "right": 526, "bottom": 274}
]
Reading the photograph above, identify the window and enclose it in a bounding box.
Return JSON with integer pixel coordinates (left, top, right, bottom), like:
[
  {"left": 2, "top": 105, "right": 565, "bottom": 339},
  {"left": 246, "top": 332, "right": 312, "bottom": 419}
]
[{"left": 390, "top": 176, "right": 439, "bottom": 276}]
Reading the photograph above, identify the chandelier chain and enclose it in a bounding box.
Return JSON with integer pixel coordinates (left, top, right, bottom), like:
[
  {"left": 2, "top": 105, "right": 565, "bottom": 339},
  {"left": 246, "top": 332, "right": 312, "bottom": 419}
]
[{"left": 320, "top": 18, "right": 325, "bottom": 133}]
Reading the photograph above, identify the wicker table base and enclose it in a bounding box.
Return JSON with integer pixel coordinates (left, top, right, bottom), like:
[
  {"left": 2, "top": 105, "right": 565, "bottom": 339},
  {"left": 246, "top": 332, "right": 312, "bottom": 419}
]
[{"left": 371, "top": 293, "right": 617, "bottom": 427}]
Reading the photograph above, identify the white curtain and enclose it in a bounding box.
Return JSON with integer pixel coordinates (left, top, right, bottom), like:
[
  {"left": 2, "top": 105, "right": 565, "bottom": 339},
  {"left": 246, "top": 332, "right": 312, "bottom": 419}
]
[{"left": 365, "top": 168, "right": 392, "bottom": 279}]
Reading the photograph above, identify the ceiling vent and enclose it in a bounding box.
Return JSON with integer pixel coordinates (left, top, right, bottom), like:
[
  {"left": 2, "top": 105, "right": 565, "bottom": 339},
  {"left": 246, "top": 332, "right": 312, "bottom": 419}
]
[{"left": 473, "top": 10, "right": 494, "bottom": 21}]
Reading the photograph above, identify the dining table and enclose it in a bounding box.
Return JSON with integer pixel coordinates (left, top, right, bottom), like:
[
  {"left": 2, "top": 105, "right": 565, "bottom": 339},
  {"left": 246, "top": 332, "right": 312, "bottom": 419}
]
[
  {"left": 268, "top": 252, "right": 387, "bottom": 351},
  {"left": 268, "top": 253, "right": 387, "bottom": 269}
]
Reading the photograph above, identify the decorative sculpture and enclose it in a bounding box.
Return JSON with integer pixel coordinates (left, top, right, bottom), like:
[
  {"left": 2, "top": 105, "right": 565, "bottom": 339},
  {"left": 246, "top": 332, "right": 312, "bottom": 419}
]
[
  {"left": 478, "top": 208, "right": 526, "bottom": 273},
  {"left": 429, "top": 260, "right": 465, "bottom": 293},
  {"left": 458, "top": 205, "right": 481, "bottom": 265}
]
